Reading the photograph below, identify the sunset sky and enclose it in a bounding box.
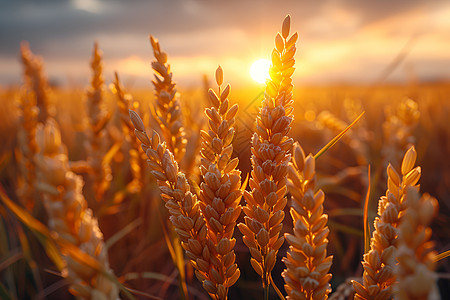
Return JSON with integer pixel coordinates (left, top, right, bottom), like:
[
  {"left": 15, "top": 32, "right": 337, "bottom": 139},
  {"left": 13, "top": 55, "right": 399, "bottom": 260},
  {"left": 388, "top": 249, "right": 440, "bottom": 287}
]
[{"left": 1, "top": 0, "right": 450, "bottom": 88}]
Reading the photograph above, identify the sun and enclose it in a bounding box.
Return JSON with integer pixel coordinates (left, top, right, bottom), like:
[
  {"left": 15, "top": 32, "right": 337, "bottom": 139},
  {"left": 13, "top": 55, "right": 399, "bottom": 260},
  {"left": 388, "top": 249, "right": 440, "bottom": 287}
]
[{"left": 250, "top": 58, "right": 271, "bottom": 84}]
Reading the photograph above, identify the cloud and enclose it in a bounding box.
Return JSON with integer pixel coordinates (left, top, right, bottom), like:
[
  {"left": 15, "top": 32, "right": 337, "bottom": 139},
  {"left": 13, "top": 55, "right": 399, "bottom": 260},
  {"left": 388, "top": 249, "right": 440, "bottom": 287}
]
[{"left": 1, "top": 0, "right": 449, "bottom": 86}]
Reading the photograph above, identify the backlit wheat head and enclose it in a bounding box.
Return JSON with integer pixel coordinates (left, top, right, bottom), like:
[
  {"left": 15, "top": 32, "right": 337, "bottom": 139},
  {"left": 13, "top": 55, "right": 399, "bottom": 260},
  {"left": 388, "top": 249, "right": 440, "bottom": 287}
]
[
  {"left": 130, "top": 110, "right": 231, "bottom": 299},
  {"left": 149, "top": 35, "right": 187, "bottom": 166},
  {"left": 16, "top": 88, "right": 39, "bottom": 211},
  {"left": 282, "top": 142, "right": 333, "bottom": 300},
  {"left": 197, "top": 66, "right": 242, "bottom": 299},
  {"left": 111, "top": 72, "right": 147, "bottom": 193},
  {"left": 395, "top": 187, "right": 440, "bottom": 300},
  {"left": 353, "top": 146, "right": 421, "bottom": 300},
  {"left": 20, "top": 41, "right": 49, "bottom": 123},
  {"left": 85, "top": 42, "right": 112, "bottom": 201},
  {"left": 35, "top": 119, "right": 118, "bottom": 300},
  {"left": 238, "top": 14, "right": 298, "bottom": 289},
  {"left": 16, "top": 44, "right": 49, "bottom": 210},
  {"left": 382, "top": 98, "right": 420, "bottom": 168}
]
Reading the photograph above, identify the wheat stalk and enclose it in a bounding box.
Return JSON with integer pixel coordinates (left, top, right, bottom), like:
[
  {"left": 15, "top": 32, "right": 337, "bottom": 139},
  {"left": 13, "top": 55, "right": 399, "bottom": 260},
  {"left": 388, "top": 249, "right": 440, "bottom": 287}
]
[
  {"left": 149, "top": 35, "right": 187, "bottom": 167},
  {"left": 130, "top": 110, "right": 233, "bottom": 299},
  {"left": 237, "top": 15, "right": 297, "bottom": 290},
  {"left": 197, "top": 66, "right": 242, "bottom": 299},
  {"left": 35, "top": 119, "right": 118, "bottom": 300},
  {"left": 353, "top": 146, "right": 421, "bottom": 300},
  {"left": 394, "top": 187, "right": 440, "bottom": 300},
  {"left": 85, "top": 42, "right": 112, "bottom": 201},
  {"left": 20, "top": 41, "right": 50, "bottom": 123},
  {"left": 282, "top": 142, "right": 333, "bottom": 300}
]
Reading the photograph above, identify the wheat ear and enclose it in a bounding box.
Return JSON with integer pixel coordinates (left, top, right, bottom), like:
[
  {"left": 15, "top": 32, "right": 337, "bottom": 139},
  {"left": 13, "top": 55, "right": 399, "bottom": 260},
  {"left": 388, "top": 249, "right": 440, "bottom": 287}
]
[
  {"left": 16, "top": 44, "right": 48, "bottom": 210},
  {"left": 20, "top": 41, "right": 49, "bottom": 123},
  {"left": 282, "top": 142, "right": 333, "bottom": 300},
  {"left": 149, "top": 35, "right": 187, "bottom": 165},
  {"left": 238, "top": 14, "right": 297, "bottom": 289},
  {"left": 111, "top": 72, "right": 146, "bottom": 193},
  {"left": 35, "top": 119, "right": 118, "bottom": 300},
  {"left": 394, "top": 187, "right": 440, "bottom": 300},
  {"left": 85, "top": 42, "right": 111, "bottom": 201},
  {"left": 382, "top": 98, "right": 420, "bottom": 168},
  {"left": 353, "top": 146, "right": 421, "bottom": 300},
  {"left": 329, "top": 278, "right": 359, "bottom": 300},
  {"left": 16, "top": 88, "right": 39, "bottom": 211},
  {"left": 197, "top": 66, "right": 242, "bottom": 299},
  {"left": 130, "top": 110, "right": 231, "bottom": 298}
]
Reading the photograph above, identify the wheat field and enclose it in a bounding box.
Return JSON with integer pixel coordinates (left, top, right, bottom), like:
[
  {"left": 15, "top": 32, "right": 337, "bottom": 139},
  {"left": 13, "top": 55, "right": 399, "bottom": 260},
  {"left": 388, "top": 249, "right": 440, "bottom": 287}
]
[{"left": 0, "top": 12, "right": 449, "bottom": 300}]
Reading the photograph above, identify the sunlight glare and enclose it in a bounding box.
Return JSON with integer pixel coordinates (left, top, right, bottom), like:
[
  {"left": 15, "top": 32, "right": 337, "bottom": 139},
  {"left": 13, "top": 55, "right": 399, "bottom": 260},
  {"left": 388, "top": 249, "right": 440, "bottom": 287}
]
[{"left": 250, "top": 59, "right": 271, "bottom": 84}]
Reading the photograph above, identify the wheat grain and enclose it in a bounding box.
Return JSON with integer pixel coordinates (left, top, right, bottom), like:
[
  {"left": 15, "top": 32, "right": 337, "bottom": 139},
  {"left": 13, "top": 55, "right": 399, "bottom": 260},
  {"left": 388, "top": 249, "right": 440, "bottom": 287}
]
[
  {"left": 394, "top": 187, "right": 440, "bottom": 300},
  {"left": 197, "top": 66, "right": 242, "bottom": 299},
  {"left": 130, "top": 110, "right": 228, "bottom": 299},
  {"left": 238, "top": 15, "right": 297, "bottom": 289},
  {"left": 353, "top": 146, "right": 421, "bottom": 300},
  {"left": 20, "top": 42, "right": 50, "bottom": 123},
  {"left": 111, "top": 72, "right": 136, "bottom": 137},
  {"left": 111, "top": 72, "right": 147, "bottom": 193},
  {"left": 329, "top": 278, "right": 359, "bottom": 300},
  {"left": 16, "top": 89, "right": 39, "bottom": 211},
  {"left": 85, "top": 42, "right": 112, "bottom": 201},
  {"left": 282, "top": 142, "right": 333, "bottom": 300},
  {"left": 382, "top": 98, "right": 420, "bottom": 169},
  {"left": 149, "top": 35, "right": 187, "bottom": 167},
  {"left": 16, "top": 43, "right": 50, "bottom": 210},
  {"left": 35, "top": 119, "right": 119, "bottom": 300}
]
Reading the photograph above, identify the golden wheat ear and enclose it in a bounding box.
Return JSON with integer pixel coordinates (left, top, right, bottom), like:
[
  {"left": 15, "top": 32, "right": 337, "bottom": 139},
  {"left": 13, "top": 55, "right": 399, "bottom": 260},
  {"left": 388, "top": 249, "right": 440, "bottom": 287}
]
[
  {"left": 35, "top": 119, "right": 119, "bottom": 299},
  {"left": 197, "top": 66, "right": 242, "bottom": 299},
  {"left": 20, "top": 41, "right": 50, "bottom": 123},
  {"left": 282, "top": 142, "right": 333, "bottom": 300},
  {"left": 394, "top": 187, "right": 440, "bottom": 300},
  {"left": 85, "top": 42, "right": 112, "bottom": 202},
  {"left": 130, "top": 109, "right": 235, "bottom": 299},
  {"left": 16, "top": 89, "right": 39, "bottom": 211},
  {"left": 382, "top": 98, "right": 420, "bottom": 168},
  {"left": 149, "top": 35, "right": 187, "bottom": 165},
  {"left": 353, "top": 146, "right": 421, "bottom": 300},
  {"left": 16, "top": 43, "right": 50, "bottom": 211},
  {"left": 110, "top": 72, "right": 148, "bottom": 194},
  {"left": 237, "top": 14, "right": 297, "bottom": 293}
]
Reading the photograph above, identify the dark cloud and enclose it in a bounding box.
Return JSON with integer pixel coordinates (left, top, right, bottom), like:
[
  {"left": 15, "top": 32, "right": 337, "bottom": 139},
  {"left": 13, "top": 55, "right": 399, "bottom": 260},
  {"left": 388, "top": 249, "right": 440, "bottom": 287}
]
[
  {"left": 2, "top": 0, "right": 429, "bottom": 57},
  {"left": 0, "top": 0, "right": 437, "bottom": 56}
]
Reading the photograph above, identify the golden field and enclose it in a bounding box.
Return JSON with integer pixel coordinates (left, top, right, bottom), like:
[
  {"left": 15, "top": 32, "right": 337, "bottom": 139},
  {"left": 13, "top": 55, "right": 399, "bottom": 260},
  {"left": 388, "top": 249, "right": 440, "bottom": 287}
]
[{"left": 0, "top": 15, "right": 449, "bottom": 300}]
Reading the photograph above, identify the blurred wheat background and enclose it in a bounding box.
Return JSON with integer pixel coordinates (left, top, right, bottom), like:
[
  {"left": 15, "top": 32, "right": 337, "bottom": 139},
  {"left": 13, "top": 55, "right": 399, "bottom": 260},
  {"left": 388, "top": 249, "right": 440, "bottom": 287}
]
[{"left": 0, "top": 1, "right": 449, "bottom": 300}]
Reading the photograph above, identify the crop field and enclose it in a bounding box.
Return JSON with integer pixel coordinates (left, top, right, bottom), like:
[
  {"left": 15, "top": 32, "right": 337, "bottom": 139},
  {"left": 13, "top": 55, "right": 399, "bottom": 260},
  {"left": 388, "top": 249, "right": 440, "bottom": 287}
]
[{"left": 0, "top": 6, "right": 449, "bottom": 300}]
